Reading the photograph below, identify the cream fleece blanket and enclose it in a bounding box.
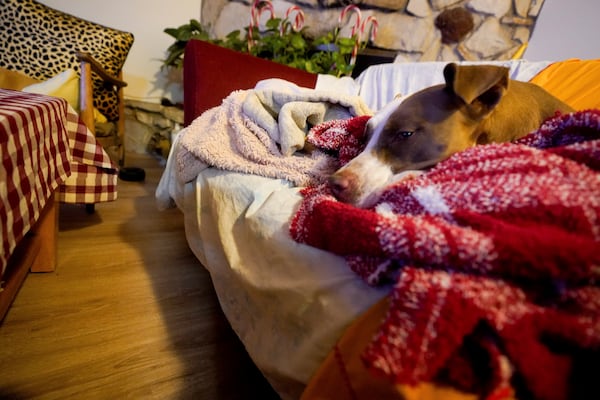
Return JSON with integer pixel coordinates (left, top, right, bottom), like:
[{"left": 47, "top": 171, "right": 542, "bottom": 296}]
[{"left": 176, "top": 87, "right": 371, "bottom": 186}]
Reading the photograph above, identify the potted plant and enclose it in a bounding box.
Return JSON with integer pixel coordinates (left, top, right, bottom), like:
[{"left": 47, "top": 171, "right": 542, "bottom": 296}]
[
  {"left": 162, "top": 3, "right": 375, "bottom": 78},
  {"left": 164, "top": 2, "right": 380, "bottom": 125}
]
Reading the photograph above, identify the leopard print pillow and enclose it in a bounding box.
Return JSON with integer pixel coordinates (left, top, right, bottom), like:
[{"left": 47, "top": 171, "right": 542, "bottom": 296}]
[{"left": 0, "top": 0, "right": 134, "bottom": 121}]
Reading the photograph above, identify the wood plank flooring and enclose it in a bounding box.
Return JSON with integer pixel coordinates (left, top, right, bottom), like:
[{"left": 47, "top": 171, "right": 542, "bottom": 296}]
[{"left": 0, "top": 154, "right": 280, "bottom": 399}]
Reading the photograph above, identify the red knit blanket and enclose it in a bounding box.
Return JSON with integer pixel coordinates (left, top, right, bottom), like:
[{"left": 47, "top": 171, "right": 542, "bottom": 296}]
[{"left": 290, "top": 110, "right": 600, "bottom": 400}]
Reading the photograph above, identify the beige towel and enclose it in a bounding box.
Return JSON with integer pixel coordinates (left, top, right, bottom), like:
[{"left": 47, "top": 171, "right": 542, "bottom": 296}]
[{"left": 244, "top": 87, "right": 372, "bottom": 156}]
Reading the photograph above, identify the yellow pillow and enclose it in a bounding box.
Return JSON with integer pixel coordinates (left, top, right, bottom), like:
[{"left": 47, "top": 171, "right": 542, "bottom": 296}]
[
  {"left": 530, "top": 59, "right": 600, "bottom": 111},
  {"left": 22, "top": 69, "right": 108, "bottom": 124},
  {"left": 0, "top": 67, "right": 40, "bottom": 90}
]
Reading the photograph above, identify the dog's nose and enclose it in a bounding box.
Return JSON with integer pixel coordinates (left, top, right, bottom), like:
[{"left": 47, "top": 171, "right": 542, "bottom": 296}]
[{"left": 329, "top": 174, "right": 352, "bottom": 202}]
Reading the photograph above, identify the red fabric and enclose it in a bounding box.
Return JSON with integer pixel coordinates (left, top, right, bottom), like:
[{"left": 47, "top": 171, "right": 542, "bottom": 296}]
[
  {"left": 183, "top": 39, "right": 318, "bottom": 126},
  {"left": 290, "top": 110, "right": 600, "bottom": 400}
]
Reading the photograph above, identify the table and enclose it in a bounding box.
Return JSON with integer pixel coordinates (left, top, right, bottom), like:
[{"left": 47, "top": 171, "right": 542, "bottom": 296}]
[{"left": 0, "top": 89, "right": 118, "bottom": 319}]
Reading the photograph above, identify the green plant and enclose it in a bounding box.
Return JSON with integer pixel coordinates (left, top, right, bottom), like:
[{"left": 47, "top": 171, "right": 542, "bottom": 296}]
[
  {"left": 246, "top": 17, "right": 310, "bottom": 71},
  {"left": 163, "top": 17, "right": 363, "bottom": 77},
  {"left": 163, "top": 19, "right": 211, "bottom": 69},
  {"left": 308, "top": 29, "right": 358, "bottom": 76}
]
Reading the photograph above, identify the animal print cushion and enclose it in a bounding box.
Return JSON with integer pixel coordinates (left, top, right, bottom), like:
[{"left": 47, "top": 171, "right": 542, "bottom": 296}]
[{"left": 0, "top": 0, "right": 134, "bottom": 121}]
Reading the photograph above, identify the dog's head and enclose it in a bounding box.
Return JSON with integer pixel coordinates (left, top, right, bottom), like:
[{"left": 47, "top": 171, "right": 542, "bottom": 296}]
[{"left": 329, "top": 63, "right": 510, "bottom": 207}]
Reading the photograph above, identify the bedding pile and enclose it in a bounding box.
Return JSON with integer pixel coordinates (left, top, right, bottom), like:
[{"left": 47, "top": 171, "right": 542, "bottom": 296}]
[
  {"left": 291, "top": 110, "right": 600, "bottom": 400},
  {"left": 175, "top": 86, "right": 371, "bottom": 186}
]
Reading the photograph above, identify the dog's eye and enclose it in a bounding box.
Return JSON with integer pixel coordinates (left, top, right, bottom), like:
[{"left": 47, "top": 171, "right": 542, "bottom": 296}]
[{"left": 398, "top": 130, "right": 414, "bottom": 138}]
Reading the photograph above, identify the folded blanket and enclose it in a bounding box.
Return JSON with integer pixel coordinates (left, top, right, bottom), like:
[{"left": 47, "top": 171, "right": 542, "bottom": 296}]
[
  {"left": 243, "top": 86, "right": 372, "bottom": 156},
  {"left": 290, "top": 110, "right": 600, "bottom": 400},
  {"left": 176, "top": 87, "right": 371, "bottom": 185}
]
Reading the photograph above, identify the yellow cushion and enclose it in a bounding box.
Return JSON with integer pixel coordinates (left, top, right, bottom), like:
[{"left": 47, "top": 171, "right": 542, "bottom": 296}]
[
  {"left": 0, "top": 67, "right": 40, "bottom": 90},
  {"left": 530, "top": 59, "right": 600, "bottom": 111},
  {"left": 21, "top": 69, "right": 107, "bottom": 124},
  {"left": 22, "top": 69, "right": 79, "bottom": 110}
]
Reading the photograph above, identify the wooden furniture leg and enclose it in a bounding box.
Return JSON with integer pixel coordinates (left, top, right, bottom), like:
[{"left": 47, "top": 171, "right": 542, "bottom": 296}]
[
  {"left": 0, "top": 194, "right": 57, "bottom": 320},
  {"left": 78, "top": 60, "right": 95, "bottom": 136},
  {"left": 0, "top": 236, "right": 41, "bottom": 320},
  {"left": 30, "top": 194, "right": 58, "bottom": 273}
]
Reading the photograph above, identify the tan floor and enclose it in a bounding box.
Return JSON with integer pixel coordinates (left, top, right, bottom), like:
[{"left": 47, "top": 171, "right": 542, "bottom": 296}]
[{"left": 0, "top": 153, "right": 279, "bottom": 399}]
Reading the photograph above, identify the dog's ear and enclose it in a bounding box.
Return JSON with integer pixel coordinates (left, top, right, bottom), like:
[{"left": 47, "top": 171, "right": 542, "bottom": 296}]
[{"left": 444, "top": 63, "right": 509, "bottom": 117}]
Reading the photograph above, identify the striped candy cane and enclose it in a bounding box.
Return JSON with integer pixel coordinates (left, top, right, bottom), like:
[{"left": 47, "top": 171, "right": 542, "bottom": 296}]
[
  {"left": 361, "top": 15, "right": 378, "bottom": 44},
  {"left": 280, "top": 5, "right": 305, "bottom": 35},
  {"left": 248, "top": 0, "right": 275, "bottom": 50},
  {"left": 338, "top": 5, "right": 363, "bottom": 66},
  {"left": 338, "top": 4, "right": 362, "bottom": 37}
]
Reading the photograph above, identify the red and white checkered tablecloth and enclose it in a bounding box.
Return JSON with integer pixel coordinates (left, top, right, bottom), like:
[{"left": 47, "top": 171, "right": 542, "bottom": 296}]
[
  {"left": 0, "top": 89, "right": 118, "bottom": 273},
  {"left": 58, "top": 100, "right": 118, "bottom": 204}
]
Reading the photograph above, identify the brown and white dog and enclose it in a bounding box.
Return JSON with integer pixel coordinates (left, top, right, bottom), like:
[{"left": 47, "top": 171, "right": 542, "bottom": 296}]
[{"left": 329, "top": 63, "right": 574, "bottom": 207}]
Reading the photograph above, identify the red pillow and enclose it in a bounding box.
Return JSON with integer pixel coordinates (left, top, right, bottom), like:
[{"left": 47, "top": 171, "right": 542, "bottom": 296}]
[{"left": 183, "top": 39, "right": 318, "bottom": 126}]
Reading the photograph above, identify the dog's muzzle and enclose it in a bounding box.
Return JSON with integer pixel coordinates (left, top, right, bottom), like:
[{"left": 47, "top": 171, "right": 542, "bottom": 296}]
[
  {"left": 328, "top": 150, "right": 396, "bottom": 207},
  {"left": 329, "top": 171, "right": 355, "bottom": 204}
]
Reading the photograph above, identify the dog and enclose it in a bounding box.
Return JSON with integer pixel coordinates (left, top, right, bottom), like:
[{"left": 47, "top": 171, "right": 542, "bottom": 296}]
[{"left": 329, "top": 62, "right": 574, "bottom": 207}]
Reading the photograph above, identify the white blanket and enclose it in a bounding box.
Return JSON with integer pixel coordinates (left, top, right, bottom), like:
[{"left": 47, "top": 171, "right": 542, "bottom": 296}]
[{"left": 352, "top": 60, "right": 552, "bottom": 111}]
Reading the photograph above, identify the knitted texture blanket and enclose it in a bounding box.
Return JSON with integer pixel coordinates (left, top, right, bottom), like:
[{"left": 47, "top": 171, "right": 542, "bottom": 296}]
[
  {"left": 175, "top": 88, "right": 371, "bottom": 185},
  {"left": 291, "top": 110, "right": 600, "bottom": 400}
]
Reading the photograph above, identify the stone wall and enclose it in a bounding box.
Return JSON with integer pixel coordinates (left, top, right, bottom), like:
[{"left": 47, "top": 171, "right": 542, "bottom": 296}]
[
  {"left": 124, "top": 100, "right": 184, "bottom": 158},
  {"left": 203, "top": 0, "right": 545, "bottom": 62}
]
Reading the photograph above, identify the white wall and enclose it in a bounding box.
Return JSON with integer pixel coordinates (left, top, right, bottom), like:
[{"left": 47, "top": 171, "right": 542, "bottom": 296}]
[
  {"left": 38, "top": 0, "right": 598, "bottom": 103},
  {"left": 39, "top": 0, "right": 202, "bottom": 104},
  {"left": 525, "top": 0, "right": 600, "bottom": 61}
]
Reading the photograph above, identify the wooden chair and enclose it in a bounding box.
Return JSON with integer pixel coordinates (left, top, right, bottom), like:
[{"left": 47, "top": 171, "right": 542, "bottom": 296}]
[{"left": 75, "top": 51, "right": 129, "bottom": 166}]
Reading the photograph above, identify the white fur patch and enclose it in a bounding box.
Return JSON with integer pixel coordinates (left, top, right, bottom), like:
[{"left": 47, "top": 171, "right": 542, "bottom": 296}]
[{"left": 337, "top": 149, "right": 394, "bottom": 208}]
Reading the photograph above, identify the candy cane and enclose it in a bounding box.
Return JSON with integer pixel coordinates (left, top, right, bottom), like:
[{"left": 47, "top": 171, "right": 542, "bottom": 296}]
[
  {"left": 347, "top": 44, "right": 357, "bottom": 66},
  {"left": 360, "top": 15, "right": 378, "bottom": 44},
  {"left": 338, "top": 4, "right": 362, "bottom": 38},
  {"left": 338, "top": 5, "right": 363, "bottom": 66},
  {"left": 351, "top": 15, "right": 378, "bottom": 66},
  {"left": 280, "top": 5, "right": 305, "bottom": 36},
  {"left": 250, "top": 0, "right": 275, "bottom": 26},
  {"left": 287, "top": 5, "right": 305, "bottom": 33},
  {"left": 248, "top": 0, "right": 275, "bottom": 50},
  {"left": 348, "top": 15, "right": 379, "bottom": 67}
]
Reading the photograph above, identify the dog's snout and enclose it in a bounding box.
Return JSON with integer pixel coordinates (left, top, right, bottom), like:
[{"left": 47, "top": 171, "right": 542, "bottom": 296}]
[{"left": 329, "top": 173, "right": 354, "bottom": 203}]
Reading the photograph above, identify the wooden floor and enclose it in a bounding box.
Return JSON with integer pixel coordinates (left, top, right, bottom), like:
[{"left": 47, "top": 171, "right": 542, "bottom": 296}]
[{"left": 0, "top": 154, "right": 280, "bottom": 399}]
